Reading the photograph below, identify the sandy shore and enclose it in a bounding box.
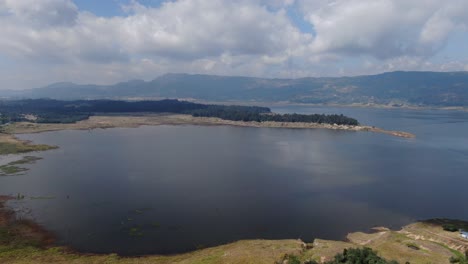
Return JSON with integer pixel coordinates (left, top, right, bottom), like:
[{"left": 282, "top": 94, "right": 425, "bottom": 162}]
[{"left": 2, "top": 113, "right": 415, "bottom": 138}]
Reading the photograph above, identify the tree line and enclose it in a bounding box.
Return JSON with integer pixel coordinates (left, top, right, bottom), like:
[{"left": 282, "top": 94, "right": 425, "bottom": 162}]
[
  {"left": 191, "top": 106, "right": 359, "bottom": 125},
  {"left": 0, "top": 99, "right": 359, "bottom": 126}
]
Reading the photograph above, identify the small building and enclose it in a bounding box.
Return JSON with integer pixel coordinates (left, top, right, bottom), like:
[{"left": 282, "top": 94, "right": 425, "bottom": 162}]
[{"left": 461, "top": 231, "right": 468, "bottom": 239}]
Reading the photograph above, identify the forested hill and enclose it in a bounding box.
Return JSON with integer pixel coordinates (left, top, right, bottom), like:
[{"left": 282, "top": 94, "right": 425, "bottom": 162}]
[
  {"left": 2, "top": 71, "right": 468, "bottom": 107},
  {"left": 0, "top": 99, "right": 359, "bottom": 126}
]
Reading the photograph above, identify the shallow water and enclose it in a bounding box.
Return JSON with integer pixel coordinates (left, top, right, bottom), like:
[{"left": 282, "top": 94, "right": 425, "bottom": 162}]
[
  {"left": 0, "top": 153, "right": 30, "bottom": 166},
  {"left": 1, "top": 106, "right": 467, "bottom": 255}
]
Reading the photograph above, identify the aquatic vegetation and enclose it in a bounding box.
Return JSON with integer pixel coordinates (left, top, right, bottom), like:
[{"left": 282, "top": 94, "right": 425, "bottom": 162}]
[
  {"left": 151, "top": 222, "right": 160, "bottom": 228},
  {"left": 9, "top": 156, "right": 42, "bottom": 165},
  {"left": 30, "top": 196, "right": 56, "bottom": 200},
  {"left": 0, "top": 142, "right": 57, "bottom": 155},
  {"left": 0, "top": 156, "right": 43, "bottom": 176},
  {"left": 131, "top": 208, "right": 152, "bottom": 215},
  {"left": 0, "top": 165, "right": 27, "bottom": 176},
  {"left": 128, "top": 227, "right": 143, "bottom": 237}
]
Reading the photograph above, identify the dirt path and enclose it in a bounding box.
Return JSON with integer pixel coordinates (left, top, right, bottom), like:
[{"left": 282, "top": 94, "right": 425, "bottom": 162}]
[{"left": 403, "top": 225, "right": 468, "bottom": 252}]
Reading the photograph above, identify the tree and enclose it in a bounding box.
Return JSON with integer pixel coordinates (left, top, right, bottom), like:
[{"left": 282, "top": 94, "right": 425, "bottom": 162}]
[{"left": 325, "top": 247, "right": 399, "bottom": 264}]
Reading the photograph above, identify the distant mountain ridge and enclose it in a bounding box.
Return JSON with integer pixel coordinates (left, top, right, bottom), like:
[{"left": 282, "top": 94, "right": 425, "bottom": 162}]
[{"left": 2, "top": 71, "right": 468, "bottom": 107}]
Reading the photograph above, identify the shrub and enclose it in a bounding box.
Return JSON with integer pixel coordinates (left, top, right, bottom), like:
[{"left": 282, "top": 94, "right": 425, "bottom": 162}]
[
  {"left": 406, "top": 242, "right": 420, "bottom": 250},
  {"left": 443, "top": 224, "right": 459, "bottom": 232},
  {"left": 326, "top": 247, "right": 399, "bottom": 264}
]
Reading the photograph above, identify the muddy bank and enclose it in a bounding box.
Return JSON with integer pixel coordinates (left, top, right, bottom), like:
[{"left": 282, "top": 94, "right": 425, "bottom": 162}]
[{"left": 0, "top": 196, "right": 55, "bottom": 247}]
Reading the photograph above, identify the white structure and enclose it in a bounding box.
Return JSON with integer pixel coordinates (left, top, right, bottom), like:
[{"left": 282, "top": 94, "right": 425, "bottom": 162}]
[{"left": 461, "top": 231, "right": 468, "bottom": 239}]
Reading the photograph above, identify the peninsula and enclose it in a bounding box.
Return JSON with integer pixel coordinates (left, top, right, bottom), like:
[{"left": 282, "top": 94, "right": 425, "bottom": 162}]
[
  {"left": 0, "top": 99, "right": 413, "bottom": 175},
  {"left": 0, "top": 99, "right": 414, "bottom": 139}
]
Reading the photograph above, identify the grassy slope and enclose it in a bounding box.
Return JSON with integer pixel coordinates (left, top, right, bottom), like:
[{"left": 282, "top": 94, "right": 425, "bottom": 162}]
[
  {"left": 300, "top": 223, "right": 468, "bottom": 264},
  {"left": 0, "top": 240, "right": 304, "bottom": 264}
]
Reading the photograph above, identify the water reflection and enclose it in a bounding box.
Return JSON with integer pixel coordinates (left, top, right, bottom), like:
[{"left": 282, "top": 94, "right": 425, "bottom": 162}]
[{"left": 0, "top": 107, "right": 467, "bottom": 254}]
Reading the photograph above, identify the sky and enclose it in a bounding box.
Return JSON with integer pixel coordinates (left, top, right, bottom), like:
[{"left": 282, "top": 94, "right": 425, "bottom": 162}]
[{"left": 0, "top": 0, "right": 467, "bottom": 90}]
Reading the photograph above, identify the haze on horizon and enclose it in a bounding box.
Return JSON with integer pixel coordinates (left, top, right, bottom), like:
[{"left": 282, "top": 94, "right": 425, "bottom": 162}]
[{"left": 1, "top": 0, "right": 468, "bottom": 90}]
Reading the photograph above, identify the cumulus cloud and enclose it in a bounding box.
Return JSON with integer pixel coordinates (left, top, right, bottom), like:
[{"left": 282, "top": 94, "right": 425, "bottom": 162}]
[
  {"left": 0, "top": 0, "right": 309, "bottom": 63},
  {"left": 299, "top": 0, "right": 468, "bottom": 59},
  {"left": 118, "top": 0, "right": 309, "bottom": 59},
  {"left": 0, "top": 0, "right": 466, "bottom": 89}
]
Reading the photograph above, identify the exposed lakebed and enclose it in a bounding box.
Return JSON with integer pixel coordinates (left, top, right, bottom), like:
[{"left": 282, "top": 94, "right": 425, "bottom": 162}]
[{"left": 1, "top": 106, "right": 467, "bottom": 255}]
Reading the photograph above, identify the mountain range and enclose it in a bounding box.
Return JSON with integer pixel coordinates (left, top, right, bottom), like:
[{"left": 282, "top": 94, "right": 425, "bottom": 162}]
[{"left": 1, "top": 71, "right": 468, "bottom": 107}]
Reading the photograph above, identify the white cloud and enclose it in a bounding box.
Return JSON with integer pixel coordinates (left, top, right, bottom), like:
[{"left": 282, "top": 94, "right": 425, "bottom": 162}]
[
  {"left": 0, "top": 0, "right": 466, "bottom": 89},
  {"left": 259, "top": 0, "right": 295, "bottom": 9},
  {"left": 0, "top": 0, "right": 310, "bottom": 63},
  {"left": 299, "top": 0, "right": 468, "bottom": 59},
  {"left": 118, "top": 0, "right": 309, "bottom": 59}
]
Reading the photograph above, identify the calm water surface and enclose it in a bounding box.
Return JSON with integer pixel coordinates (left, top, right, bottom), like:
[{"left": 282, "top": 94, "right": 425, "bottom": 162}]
[{"left": 1, "top": 106, "right": 467, "bottom": 255}]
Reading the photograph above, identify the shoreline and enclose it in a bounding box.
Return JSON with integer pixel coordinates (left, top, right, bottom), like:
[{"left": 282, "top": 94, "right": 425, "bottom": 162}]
[
  {"left": 0, "top": 113, "right": 414, "bottom": 171},
  {"left": 1, "top": 197, "right": 467, "bottom": 263},
  {"left": 0, "top": 133, "right": 57, "bottom": 175},
  {"left": 2, "top": 113, "right": 415, "bottom": 139},
  {"left": 0, "top": 196, "right": 304, "bottom": 263}
]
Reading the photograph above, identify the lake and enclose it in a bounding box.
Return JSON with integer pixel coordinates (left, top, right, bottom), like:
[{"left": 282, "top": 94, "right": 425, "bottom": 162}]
[{"left": 1, "top": 106, "right": 468, "bottom": 255}]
